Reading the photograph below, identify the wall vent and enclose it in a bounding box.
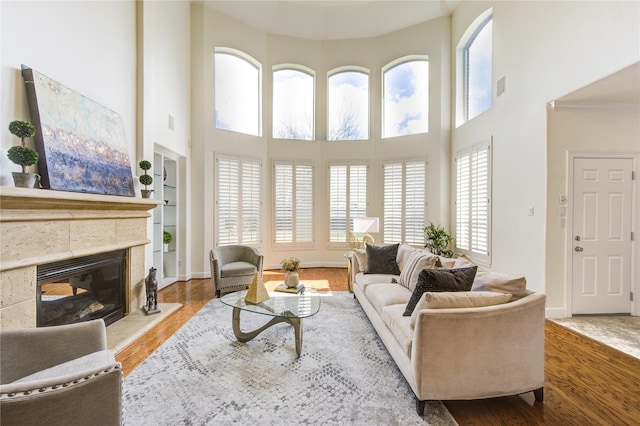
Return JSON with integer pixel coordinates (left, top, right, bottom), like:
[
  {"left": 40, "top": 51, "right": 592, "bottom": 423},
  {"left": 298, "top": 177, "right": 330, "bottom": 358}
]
[{"left": 497, "top": 76, "right": 506, "bottom": 97}]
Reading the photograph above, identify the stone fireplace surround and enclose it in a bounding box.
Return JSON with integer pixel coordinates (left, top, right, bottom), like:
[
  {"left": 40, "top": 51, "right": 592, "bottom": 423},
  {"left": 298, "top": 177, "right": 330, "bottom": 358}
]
[{"left": 0, "top": 186, "right": 162, "bottom": 330}]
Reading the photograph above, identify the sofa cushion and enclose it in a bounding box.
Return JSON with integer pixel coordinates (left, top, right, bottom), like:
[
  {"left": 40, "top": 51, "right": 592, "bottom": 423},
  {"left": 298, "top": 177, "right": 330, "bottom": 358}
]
[
  {"left": 221, "top": 261, "right": 258, "bottom": 277},
  {"left": 364, "top": 283, "right": 412, "bottom": 315},
  {"left": 403, "top": 266, "right": 477, "bottom": 316},
  {"left": 398, "top": 250, "right": 439, "bottom": 291},
  {"left": 366, "top": 243, "right": 401, "bottom": 275},
  {"left": 396, "top": 244, "right": 427, "bottom": 271},
  {"left": 12, "top": 350, "right": 115, "bottom": 384},
  {"left": 381, "top": 304, "right": 414, "bottom": 358},
  {"left": 352, "top": 248, "right": 368, "bottom": 273},
  {"left": 436, "top": 256, "right": 457, "bottom": 269},
  {"left": 409, "top": 291, "right": 514, "bottom": 328},
  {"left": 472, "top": 270, "right": 528, "bottom": 299}
]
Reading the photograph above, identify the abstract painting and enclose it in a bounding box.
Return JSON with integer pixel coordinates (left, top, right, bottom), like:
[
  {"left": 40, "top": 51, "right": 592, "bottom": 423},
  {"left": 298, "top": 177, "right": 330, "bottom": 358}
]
[{"left": 22, "top": 66, "right": 135, "bottom": 196}]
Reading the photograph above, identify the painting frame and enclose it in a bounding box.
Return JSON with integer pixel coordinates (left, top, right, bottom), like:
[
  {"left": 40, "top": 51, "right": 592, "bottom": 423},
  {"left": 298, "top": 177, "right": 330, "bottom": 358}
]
[{"left": 21, "top": 65, "right": 135, "bottom": 197}]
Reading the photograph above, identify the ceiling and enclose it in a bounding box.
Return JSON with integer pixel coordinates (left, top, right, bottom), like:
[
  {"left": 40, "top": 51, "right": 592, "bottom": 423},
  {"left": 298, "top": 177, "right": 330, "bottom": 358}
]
[
  {"left": 203, "top": 0, "right": 460, "bottom": 40},
  {"left": 553, "top": 62, "right": 640, "bottom": 110}
]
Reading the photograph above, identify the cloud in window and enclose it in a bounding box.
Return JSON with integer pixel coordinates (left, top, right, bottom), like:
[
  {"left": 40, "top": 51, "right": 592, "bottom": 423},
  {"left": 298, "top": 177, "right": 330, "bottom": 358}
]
[{"left": 384, "top": 60, "right": 429, "bottom": 138}]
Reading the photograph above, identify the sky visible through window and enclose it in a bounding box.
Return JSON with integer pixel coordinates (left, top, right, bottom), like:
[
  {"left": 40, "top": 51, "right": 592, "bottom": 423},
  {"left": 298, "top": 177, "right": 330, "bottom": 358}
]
[
  {"left": 215, "top": 52, "right": 260, "bottom": 136},
  {"left": 467, "top": 18, "right": 493, "bottom": 120},
  {"left": 328, "top": 71, "right": 369, "bottom": 140},
  {"left": 383, "top": 60, "right": 429, "bottom": 138},
  {"left": 273, "top": 69, "right": 313, "bottom": 140}
]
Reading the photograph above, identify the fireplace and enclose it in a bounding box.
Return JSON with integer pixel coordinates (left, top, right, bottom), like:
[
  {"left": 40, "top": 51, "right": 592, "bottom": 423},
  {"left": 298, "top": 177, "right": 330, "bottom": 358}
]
[
  {"left": 0, "top": 186, "right": 162, "bottom": 330},
  {"left": 37, "top": 250, "right": 126, "bottom": 327}
]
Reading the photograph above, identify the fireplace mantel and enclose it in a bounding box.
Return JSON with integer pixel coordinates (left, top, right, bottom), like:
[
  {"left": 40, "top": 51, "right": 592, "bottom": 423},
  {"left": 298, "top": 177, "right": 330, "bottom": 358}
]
[{"left": 0, "top": 187, "right": 162, "bottom": 329}]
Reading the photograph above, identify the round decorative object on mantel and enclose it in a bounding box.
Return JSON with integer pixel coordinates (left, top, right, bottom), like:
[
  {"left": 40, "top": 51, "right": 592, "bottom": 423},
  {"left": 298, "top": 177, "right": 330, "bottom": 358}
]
[{"left": 284, "top": 271, "right": 300, "bottom": 288}]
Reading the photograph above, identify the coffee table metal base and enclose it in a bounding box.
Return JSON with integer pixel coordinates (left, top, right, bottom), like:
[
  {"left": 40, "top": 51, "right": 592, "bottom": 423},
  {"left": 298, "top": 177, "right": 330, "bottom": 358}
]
[{"left": 232, "top": 307, "right": 303, "bottom": 357}]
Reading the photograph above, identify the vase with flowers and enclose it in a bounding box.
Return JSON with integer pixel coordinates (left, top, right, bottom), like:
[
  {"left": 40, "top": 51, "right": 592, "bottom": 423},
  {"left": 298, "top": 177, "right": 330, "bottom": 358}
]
[{"left": 280, "top": 257, "right": 301, "bottom": 288}]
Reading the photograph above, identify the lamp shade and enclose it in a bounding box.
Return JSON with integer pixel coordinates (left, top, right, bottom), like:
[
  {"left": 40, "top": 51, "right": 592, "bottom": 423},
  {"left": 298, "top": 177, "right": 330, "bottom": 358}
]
[{"left": 353, "top": 217, "right": 379, "bottom": 233}]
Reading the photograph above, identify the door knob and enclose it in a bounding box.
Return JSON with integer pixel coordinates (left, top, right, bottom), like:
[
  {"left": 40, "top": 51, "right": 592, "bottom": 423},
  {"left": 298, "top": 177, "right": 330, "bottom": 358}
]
[{"left": 575, "top": 246, "right": 584, "bottom": 252}]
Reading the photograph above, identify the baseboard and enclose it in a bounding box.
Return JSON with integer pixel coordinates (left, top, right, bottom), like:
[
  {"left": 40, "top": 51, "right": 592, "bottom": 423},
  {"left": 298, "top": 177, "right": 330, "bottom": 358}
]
[{"left": 545, "top": 307, "right": 568, "bottom": 319}]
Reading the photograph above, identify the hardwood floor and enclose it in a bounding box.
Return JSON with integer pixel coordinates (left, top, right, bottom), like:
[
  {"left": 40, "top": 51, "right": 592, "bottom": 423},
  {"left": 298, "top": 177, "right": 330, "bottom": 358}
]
[{"left": 116, "top": 268, "right": 640, "bottom": 425}]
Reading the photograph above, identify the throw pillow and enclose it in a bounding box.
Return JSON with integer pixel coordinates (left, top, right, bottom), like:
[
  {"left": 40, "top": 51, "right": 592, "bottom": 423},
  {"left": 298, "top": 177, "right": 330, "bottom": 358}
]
[
  {"left": 403, "top": 266, "right": 477, "bottom": 316},
  {"left": 410, "top": 291, "right": 513, "bottom": 328},
  {"left": 471, "top": 270, "right": 528, "bottom": 299},
  {"left": 398, "top": 250, "right": 439, "bottom": 290},
  {"left": 352, "top": 248, "right": 367, "bottom": 273},
  {"left": 453, "top": 254, "right": 476, "bottom": 268},
  {"left": 437, "top": 256, "right": 456, "bottom": 269},
  {"left": 366, "top": 243, "right": 401, "bottom": 275}
]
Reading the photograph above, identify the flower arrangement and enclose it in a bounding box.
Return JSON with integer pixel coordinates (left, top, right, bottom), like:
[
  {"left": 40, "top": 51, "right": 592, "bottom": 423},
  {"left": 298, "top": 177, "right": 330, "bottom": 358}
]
[{"left": 280, "top": 257, "right": 301, "bottom": 272}]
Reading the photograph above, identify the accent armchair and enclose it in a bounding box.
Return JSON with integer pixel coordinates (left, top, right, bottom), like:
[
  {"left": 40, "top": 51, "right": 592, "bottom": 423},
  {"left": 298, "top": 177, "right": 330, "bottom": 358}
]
[
  {"left": 210, "top": 245, "right": 264, "bottom": 297},
  {"left": 0, "top": 319, "right": 122, "bottom": 426}
]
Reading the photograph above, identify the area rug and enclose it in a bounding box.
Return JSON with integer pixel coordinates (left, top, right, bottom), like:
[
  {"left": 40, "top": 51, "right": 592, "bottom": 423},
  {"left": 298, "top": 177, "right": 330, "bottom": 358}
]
[{"left": 123, "top": 293, "right": 457, "bottom": 425}]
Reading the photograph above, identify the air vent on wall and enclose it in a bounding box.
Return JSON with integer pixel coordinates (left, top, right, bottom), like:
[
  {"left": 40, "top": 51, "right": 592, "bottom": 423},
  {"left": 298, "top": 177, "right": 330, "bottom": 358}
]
[{"left": 497, "top": 76, "right": 506, "bottom": 97}]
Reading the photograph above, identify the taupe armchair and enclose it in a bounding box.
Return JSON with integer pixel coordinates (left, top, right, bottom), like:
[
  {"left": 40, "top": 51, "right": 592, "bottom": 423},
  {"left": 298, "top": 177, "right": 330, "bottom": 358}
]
[
  {"left": 0, "top": 319, "right": 122, "bottom": 426},
  {"left": 210, "top": 245, "right": 264, "bottom": 297}
]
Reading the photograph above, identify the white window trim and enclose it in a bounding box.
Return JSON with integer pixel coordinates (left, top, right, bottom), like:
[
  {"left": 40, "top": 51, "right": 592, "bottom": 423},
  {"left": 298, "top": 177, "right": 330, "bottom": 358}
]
[
  {"left": 272, "top": 160, "right": 315, "bottom": 249},
  {"left": 214, "top": 47, "right": 263, "bottom": 137},
  {"left": 326, "top": 66, "right": 370, "bottom": 141},
  {"left": 272, "top": 64, "right": 316, "bottom": 141},
  {"left": 455, "top": 8, "right": 493, "bottom": 127},
  {"left": 381, "top": 55, "right": 430, "bottom": 139},
  {"left": 455, "top": 140, "right": 492, "bottom": 266}
]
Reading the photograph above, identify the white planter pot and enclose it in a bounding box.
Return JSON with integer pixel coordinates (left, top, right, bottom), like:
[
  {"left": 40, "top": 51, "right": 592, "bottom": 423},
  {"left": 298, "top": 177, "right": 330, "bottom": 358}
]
[{"left": 284, "top": 271, "right": 300, "bottom": 288}]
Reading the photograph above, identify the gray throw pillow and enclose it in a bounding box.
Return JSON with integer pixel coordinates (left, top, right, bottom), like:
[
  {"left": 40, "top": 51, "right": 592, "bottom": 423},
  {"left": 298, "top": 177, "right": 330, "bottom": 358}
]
[
  {"left": 403, "top": 266, "right": 478, "bottom": 316},
  {"left": 365, "top": 243, "right": 401, "bottom": 275}
]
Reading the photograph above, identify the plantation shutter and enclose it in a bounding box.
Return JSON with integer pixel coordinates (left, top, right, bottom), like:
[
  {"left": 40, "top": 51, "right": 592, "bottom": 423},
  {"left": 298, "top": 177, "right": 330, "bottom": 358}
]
[
  {"left": 273, "top": 161, "right": 313, "bottom": 246},
  {"left": 329, "top": 163, "right": 368, "bottom": 244},
  {"left": 455, "top": 142, "right": 491, "bottom": 262},
  {"left": 383, "top": 162, "right": 403, "bottom": 243},
  {"left": 242, "top": 158, "right": 262, "bottom": 244},
  {"left": 404, "top": 161, "right": 426, "bottom": 245},
  {"left": 383, "top": 160, "right": 427, "bottom": 245},
  {"left": 296, "top": 163, "right": 314, "bottom": 243},
  {"left": 215, "top": 154, "right": 261, "bottom": 246}
]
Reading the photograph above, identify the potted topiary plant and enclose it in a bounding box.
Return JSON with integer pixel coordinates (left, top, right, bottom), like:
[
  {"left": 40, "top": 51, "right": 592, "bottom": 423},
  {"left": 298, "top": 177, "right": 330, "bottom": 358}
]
[
  {"left": 139, "top": 160, "right": 153, "bottom": 198},
  {"left": 424, "top": 222, "right": 455, "bottom": 258},
  {"left": 163, "top": 230, "right": 173, "bottom": 252},
  {"left": 7, "top": 120, "right": 39, "bottom": 188}
]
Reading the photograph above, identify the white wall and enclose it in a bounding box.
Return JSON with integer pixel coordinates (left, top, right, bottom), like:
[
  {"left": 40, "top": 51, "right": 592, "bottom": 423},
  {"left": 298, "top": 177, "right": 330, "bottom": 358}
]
[
  {"left": 139, "top": 0, "right": 192, "bottom": 279},
  {"left": 189, "top": 6, "right": 451, "bottom": 276},
  {"left": 546, "top": 105, "right": 640, "bottom": 316},
  {"left": 1, "top": 0, "right": 136, "bottom": 169},
  {"left": 451, "top": 1, "right": 640, "bottom": 301}
]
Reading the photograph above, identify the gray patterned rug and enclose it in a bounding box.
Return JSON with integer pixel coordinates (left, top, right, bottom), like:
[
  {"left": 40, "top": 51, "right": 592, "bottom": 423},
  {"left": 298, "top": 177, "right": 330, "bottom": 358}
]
[{"left": 123, "top": 293, "right": 457, "bottom": 425}]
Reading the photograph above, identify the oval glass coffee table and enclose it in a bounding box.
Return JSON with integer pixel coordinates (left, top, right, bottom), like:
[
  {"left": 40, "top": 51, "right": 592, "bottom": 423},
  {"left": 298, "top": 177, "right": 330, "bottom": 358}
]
[{"left": 220, "top": 289, "right": 321, "bottom": 357}]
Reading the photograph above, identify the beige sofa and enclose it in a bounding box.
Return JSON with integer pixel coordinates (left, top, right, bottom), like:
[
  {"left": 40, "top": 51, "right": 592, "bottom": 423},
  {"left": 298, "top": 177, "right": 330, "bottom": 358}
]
[{"left": 351, "top": 244, "right": 545, "bottom": 416}]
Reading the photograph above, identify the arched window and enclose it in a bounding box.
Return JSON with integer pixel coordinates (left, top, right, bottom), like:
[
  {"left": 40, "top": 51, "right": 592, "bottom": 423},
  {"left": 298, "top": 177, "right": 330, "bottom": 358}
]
[
  {"left": 214, "top": 48, "right": 262, "bottom": 136},
  {"left": 382, "top": 57, "right": 429, "bottom": 138},
  {"left": 273, "top": 66, "right": 314, "bottom": 140},
  {"left": 459, "top": 11, "right": 493, "bottom": 123},
  {"left": 327, "top": 69, "right": 369, "bottom": 141}
]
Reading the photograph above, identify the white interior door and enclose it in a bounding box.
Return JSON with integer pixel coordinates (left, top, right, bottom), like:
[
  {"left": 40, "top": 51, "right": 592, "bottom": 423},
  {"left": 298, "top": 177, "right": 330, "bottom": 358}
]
[{"left": 572, "top": 158, "right": 633, "bottom": 314}]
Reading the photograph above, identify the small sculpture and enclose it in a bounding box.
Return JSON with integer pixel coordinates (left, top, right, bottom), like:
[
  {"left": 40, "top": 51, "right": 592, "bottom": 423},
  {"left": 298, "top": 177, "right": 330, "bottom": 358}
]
[{"left": 144, "top": 267, "right": 161, "bottom": 315}]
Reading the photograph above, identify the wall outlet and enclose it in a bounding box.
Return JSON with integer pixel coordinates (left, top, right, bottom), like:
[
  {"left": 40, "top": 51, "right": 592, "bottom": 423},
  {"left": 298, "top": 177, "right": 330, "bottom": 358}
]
[{"left": 528, "top": 206, "right": 535, "bottom": 216}]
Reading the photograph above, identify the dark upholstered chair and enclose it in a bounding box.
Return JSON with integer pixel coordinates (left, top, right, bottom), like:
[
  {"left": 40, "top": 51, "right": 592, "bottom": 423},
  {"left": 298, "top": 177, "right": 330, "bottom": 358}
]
[
  {"left": 0, "top": 319, "right": 122, "bottom": 426},
  {"left": 210, "top": 245, "right": 264, "bottom": 297}
]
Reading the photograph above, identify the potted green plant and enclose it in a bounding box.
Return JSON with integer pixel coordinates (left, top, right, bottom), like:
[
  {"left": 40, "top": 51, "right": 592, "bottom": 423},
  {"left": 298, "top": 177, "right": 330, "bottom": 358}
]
[
  {"left": 424, "top": 222, "right": 455, "bottom": 257},
  {"left": 280, "top": 257, "right": 301, "bottom": 288},
  {"left": 139, "top": 160, "right": 153, "bottom": 198},
  {"left": 7, "top": 120, "right": 39, "bottom": 188},
  {"left": 163, "top": 230, "right": 173, "bottom": 252}
]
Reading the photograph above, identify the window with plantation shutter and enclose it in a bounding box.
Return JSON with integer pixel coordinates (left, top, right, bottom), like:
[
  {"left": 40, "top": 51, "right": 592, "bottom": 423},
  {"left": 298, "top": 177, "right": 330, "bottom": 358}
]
[
  {"left": 383, "top": 159, "right": 427, "bottom": 245},
  {"left": 215, "top": 154, "right": 262, "bottom": 246},
  {"left": 329, "top": 162, "right": 367, "bottom": 245},
  {"left": 455, "top": 142, "right": 491, "bottom": 264},
  {"left": 273, "top": 161, "right": 314, "bottom": 247}
]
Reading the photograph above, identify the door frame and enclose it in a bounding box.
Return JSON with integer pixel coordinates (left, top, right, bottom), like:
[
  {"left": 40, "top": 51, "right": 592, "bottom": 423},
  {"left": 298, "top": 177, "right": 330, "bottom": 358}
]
[{"left": 566, "top": 152, "right": 639, "bottom": 316}]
